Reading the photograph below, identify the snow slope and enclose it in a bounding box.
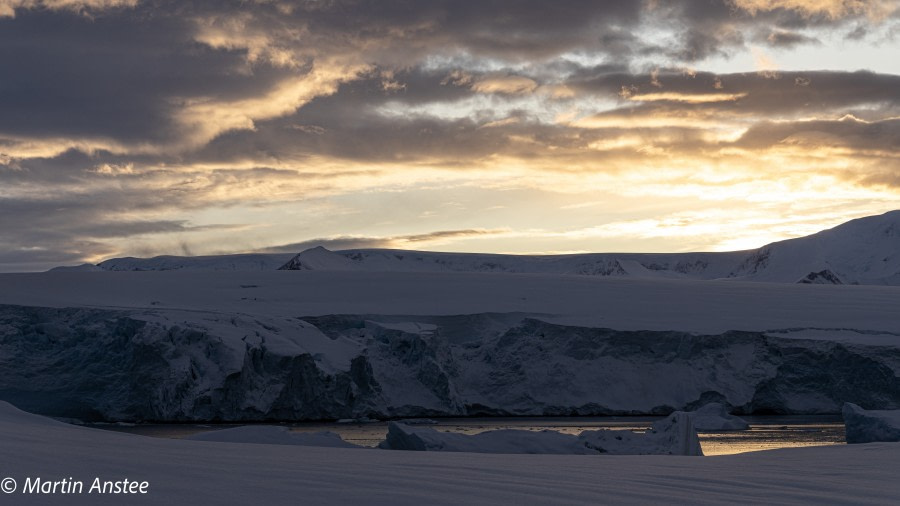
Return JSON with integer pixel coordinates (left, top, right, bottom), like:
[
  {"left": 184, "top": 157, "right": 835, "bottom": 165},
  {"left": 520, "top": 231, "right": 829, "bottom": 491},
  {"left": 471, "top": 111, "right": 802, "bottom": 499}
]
[
  {"left": 2, "top": 401, "right": 900, "bottom": 505},
  {"left": 728, "top": 211, "right": 900, "bottom": 285},
  {"left": 52, "top": 211, "right": 900, "bottom": 285}
]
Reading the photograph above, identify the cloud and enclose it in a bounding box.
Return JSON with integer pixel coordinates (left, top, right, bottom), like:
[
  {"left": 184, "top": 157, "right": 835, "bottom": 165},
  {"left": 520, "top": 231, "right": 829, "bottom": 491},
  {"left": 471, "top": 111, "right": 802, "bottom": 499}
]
[
  {"left": 764, "top": 30, "right": 821, "bottom": 47},
  {"left": 729, "top": 0, "right": 897, "bottom": 21},
  {"left": 172, "top": 57, "right": 369, "bottom": 150},
  {"left": 251, "top": 229, "right": 511, "bottom": 254},
  {"left": 0, "top": 0, "right": 137, "bottom": 18},
  {"left": 0, "top": 1, "right": 898, "bottom": 271},
  {"left": 734, "top": 115, "right": 900, "bottom": 152},
  {"left": 471, "top": 76, "right": 539, "bottom": 95},
  {"left": 625, "top": 92, "right": 748, "bottom": 103}
]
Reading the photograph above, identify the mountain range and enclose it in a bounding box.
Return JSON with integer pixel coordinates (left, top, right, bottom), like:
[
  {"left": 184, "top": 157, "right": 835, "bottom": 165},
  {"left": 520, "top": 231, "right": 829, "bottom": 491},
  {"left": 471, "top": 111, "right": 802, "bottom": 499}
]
[{"left": 56, "top": 210, "right": 900, "bottom": 286}]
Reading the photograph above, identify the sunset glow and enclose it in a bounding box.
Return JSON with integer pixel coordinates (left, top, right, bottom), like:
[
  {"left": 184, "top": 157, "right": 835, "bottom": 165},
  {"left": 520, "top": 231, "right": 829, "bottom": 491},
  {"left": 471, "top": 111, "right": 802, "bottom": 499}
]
[{"left": 0, "top": 0, "right": 898, "bottom": 271}]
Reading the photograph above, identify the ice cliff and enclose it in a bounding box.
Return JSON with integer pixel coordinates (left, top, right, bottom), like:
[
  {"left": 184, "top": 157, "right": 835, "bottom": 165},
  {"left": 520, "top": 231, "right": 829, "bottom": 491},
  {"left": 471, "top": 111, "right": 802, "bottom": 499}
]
[{"left": 2, "top": 306, "right": 899, "bottom": 422}]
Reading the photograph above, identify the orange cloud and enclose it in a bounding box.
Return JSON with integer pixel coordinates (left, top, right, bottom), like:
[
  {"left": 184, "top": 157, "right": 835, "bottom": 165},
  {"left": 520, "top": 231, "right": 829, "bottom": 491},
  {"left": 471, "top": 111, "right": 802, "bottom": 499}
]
[
  {"left": 471, "top": 76, "right": 539, "bottom": 95},
  {"left": 626, "top": 92, "right": 748, "bottom": 103},
  {"left": 730, "top": 0, "right": 895, "bottom": 20}
]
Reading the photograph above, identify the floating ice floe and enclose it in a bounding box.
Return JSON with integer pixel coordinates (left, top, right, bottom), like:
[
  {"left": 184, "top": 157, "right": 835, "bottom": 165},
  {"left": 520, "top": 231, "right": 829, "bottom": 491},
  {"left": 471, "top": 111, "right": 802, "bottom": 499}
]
[
  {"left": 690, "top": 403, "right": 750, "bottom": 431},
  {"left": 379, "top": 412, "right": 702, "bottom": 455},
  {"left": 843, "top": 403, "right": 900, "bottom": 444},
  {"left": 186, "top": 425, "right": 362, "bottom": 448},
  {"left": 397, "top": 418, "right": 440, "bottom": 425},
  {"left": 336, "top": 417, "right": 380, "bottom": 424}
]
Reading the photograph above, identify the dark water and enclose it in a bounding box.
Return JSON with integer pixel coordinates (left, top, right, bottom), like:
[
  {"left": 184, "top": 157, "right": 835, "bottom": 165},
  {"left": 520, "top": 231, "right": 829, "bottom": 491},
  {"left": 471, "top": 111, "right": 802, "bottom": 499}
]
[{"left": 88, "top": 415, "right": 845, "bottom": 456}]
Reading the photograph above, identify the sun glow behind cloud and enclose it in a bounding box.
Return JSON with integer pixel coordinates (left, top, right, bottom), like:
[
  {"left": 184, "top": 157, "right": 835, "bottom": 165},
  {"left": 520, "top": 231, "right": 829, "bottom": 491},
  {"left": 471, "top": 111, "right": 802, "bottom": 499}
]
[{"left": 0, "top": 0, "right": 898, "bottom": 270}]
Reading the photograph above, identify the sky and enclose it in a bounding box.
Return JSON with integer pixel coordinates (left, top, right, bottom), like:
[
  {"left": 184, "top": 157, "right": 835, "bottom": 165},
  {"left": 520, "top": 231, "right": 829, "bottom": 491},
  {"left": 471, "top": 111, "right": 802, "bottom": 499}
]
[{"left": 0, "top": 0, "right": 898, "bottom": 271}]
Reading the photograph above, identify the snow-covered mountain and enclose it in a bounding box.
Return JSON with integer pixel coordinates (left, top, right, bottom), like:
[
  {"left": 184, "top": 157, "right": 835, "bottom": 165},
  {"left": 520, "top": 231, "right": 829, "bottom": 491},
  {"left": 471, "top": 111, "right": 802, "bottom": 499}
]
[
  {"left": 279, "top": 211, "right": 900, "bottom": 285},
  {"left": 279, "top": 246, "right": 744, "bottom": 280},
  {"left": 92, "top": 253, "right": 293, "bottom": 272},
  {"left": 58, "top": 211, "right": 900, "bottom": 285},
  {"left": 726, "top": 211, "right": 900, "bottom": 285}
]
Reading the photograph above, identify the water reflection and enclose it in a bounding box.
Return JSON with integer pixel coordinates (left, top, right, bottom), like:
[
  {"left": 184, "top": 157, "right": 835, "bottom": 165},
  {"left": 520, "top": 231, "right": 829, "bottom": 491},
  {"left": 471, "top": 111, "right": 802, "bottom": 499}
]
[{"left": 89, "top": 414, "right": 845, "bottom": 456}]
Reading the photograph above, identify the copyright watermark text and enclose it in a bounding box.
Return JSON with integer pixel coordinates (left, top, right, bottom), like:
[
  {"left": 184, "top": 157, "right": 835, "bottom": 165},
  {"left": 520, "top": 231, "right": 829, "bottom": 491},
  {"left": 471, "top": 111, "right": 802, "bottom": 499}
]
[{"left": 2, "top": 476, "right": 149, "bottom": 495}]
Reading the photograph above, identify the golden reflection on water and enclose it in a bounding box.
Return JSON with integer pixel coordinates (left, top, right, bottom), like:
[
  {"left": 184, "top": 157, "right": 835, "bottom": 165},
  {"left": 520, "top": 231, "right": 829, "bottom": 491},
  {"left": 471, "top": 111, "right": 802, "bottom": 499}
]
[{"left": 90, "top": 415, "right": 846, "bottom": 456}]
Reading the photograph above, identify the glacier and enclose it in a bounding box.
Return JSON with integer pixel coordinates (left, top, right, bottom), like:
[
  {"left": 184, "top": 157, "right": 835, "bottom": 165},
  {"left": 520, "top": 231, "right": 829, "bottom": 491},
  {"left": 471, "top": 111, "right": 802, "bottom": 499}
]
[{"left": 3, "top": 305, "right": 899, "bottom": 422}]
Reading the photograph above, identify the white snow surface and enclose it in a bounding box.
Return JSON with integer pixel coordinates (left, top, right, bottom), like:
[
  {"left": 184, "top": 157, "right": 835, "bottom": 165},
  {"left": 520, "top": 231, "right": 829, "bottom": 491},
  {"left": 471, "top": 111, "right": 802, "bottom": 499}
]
[
  {"left": 2, "top": 270, "right": 899, "bottom": 336},
  {"left": 690, "top": 403, "right": 750, "bottom": 431},
  {"left": 843, "top": 403, "right": 900, "bottom": 444},
  {"left": 3, "top": 402, "right": 900, "bottom": 505},
  {"left": 185, "top": 425, "right": 361, "bottom": 448},
  {"left": 379, "top": 412, "right": 703, "bottom": 456}
]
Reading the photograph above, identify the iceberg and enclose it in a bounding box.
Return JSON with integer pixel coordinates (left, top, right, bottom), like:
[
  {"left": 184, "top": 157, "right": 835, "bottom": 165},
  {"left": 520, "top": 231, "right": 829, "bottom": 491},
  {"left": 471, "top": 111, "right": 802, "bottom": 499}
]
[
  {"left": 843, "top": 403, "right": 900, "bottom": 444},
  {"left": 690, "top": 403, "right": 750, "bottom": 431},
  {"left": 378, "top": 412, "right": 703, "bottom": 456},
  {"left": 185, "top": 425, "right": 362, "bottom": 448}
]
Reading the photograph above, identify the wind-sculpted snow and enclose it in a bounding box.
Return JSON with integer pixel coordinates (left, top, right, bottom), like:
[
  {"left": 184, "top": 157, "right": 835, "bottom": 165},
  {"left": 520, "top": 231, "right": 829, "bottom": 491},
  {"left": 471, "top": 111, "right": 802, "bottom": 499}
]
[
  {"left": 378, "top": 412, "right": 703, "bottom": 455},
  {"left": 2, "top": 306, "right": 900, "bottom": 422}
]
